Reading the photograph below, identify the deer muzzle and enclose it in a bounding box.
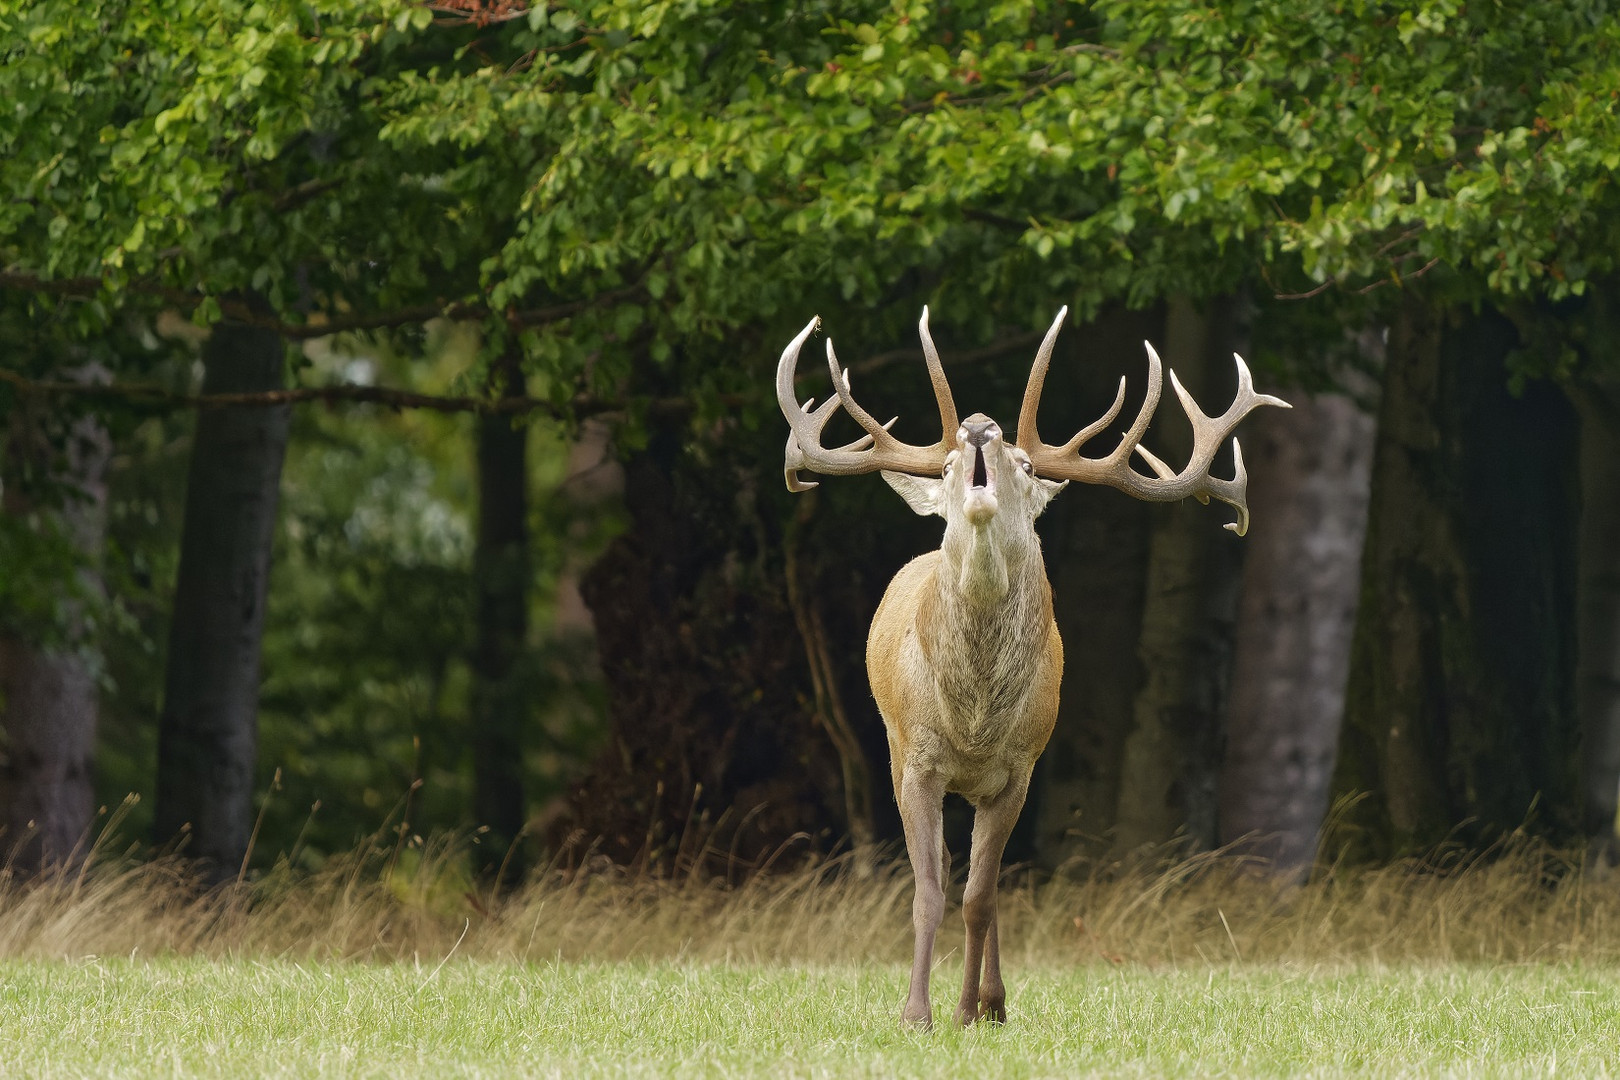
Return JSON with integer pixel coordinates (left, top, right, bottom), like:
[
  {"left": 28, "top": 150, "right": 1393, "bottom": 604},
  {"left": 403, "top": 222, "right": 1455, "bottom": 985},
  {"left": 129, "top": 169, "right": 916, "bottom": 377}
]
[{"left": 960, "top": 419, "right": 1000, "bottom": 524}]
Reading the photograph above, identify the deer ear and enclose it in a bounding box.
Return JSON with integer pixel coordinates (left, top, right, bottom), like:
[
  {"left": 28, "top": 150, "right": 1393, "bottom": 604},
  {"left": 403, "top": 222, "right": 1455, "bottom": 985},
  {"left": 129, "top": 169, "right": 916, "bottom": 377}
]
[
  {"left": 881, "top": 470, "right": 946, "bottom": 517},
  {"left": 1030, "top": 476, "right": 1068, "bottom": 518}
]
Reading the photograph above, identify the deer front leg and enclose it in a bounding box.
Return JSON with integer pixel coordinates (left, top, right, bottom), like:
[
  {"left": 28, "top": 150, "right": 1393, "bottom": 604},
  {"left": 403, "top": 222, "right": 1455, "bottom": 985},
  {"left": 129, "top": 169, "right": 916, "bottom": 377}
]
[
  {"left": 898, "top": 768, "right": 947, "bottom": 1029},
  {"left": 955, "top": 775, "right": 1029, "bottom": 1026},
  {"left": 980, "top": 909, "right": 1005, "bottom": 1023}
]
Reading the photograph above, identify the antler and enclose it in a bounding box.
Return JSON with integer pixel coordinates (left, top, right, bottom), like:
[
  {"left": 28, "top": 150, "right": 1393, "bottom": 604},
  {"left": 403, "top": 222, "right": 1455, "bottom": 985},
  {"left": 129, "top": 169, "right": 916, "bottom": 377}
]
[
  {"left": 1016, "top": 307, "right": 1292, "bottom": 536},
  {"left": 778, "top": 308, "right": 959, "bottom": 491}
]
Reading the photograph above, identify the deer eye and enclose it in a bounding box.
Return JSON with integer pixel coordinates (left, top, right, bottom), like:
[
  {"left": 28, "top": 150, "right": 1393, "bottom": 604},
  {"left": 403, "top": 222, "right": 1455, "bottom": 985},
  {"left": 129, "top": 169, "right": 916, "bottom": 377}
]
[{"left": 1021, "top": 460, "right": 1034, "bottom": 475}]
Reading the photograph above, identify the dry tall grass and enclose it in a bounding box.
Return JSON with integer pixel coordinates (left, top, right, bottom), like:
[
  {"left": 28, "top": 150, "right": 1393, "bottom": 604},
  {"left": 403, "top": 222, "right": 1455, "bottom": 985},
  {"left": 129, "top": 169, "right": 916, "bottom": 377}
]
[{"left": 4, "top": 807, "right": 1618, "bottom": 969}]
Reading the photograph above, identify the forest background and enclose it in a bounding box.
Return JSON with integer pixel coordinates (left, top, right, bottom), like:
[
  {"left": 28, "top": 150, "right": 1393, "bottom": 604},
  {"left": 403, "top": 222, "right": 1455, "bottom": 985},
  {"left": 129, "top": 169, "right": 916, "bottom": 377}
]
[{"left": 2, "top": 0, "right": 1619, "bottom": 889}]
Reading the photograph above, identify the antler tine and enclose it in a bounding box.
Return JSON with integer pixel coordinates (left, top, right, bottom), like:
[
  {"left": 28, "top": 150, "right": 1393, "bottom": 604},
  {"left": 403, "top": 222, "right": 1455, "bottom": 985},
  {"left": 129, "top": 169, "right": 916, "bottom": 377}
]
[
  {"left": 1167, "top": 354, "right": 1290, "bottom": 474},
  {"left": 775, "top": 312, "right": 953, "bottom": 491},
  {"left": 783, "top": 393, "right": 867, "bottom": 492},
  {"left": 1108, "top": 341, "right": 1166, "bottom": 464},
  {"left": 785, "top": 413, "right": 894, "bottom": 491},
  {"left": 1026, "top": 344, "right": 1291, "bottom": 535},
  {"left": 784, "top": 432, "right": 816, "bottom": 491},
  {"left": 827, "top": 339, "right": 897, "bottom": 446},
  {"left": 1223, "top": 438, "right": 1250, "bottom": 534},
  {"left": 918, "top": 306, "right": 958, "bottom": 437},
  {"left": 1020, "top": 325, "right": 1161, "bottom": 464},
  {"left": 1231, "top": 353, "right": 1292, "bottom": 414},
  {"left": 776, "top": 315, "right": 823, "bottom": 427},
  {"left": 779, "top": 317, "right": 889, "bottom": 489},
  {"left": 1057, "top": 377, "right": 1127, "bottom": 456},
  {"left": 1015, "top": 306, "right": 1068, "bottom": 451},
  {"left": 778, "top": 318, "right": 837, "bottom": 490}
]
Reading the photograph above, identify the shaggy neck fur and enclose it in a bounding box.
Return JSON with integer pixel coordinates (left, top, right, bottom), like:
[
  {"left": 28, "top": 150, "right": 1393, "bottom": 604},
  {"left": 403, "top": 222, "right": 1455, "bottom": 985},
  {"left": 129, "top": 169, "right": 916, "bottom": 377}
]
[{"left": 920, "top": 507, "right": 1053, "bottom": 743}]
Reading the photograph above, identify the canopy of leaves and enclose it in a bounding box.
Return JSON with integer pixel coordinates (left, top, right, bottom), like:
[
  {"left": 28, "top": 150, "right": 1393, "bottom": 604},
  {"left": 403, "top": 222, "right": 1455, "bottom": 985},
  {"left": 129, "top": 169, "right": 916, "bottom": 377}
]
[{"left": 6, "top": 0, "right": 1618, "bottom": 396}]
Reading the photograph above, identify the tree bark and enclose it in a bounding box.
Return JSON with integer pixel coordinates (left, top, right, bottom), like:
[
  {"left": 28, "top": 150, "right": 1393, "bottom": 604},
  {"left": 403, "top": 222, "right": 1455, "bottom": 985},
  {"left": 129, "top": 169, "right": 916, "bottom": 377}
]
[
  {"left": 154, "top": 320, "right": 290, "bottom": 881},
  {"left": 471, "top": 351, "right": 530, "bottom": 876},
  {"left": 1112, "top": 296, "right": 1247, "bottom": 853},
  {"left": 0, "top": 366, "right": 111, "bottom": 873},
  {"left": 1336, "top": 301, "right": 1580, "bottom": 857},
  {"left": 1571, "top": 371, "right": 1620, "bottom": 864},
  {"left": 1217, "top": 374, "right": 1377, "bottom": 879},
  {"left": 1337, "top": 303, "right": 1455, "bottom": 847}
]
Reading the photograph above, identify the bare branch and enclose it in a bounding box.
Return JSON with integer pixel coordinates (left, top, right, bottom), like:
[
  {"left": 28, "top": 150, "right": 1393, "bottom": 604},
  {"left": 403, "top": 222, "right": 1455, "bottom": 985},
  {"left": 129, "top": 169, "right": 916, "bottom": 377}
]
[
  {"left": 0, "top": 366, "right": 738, "bottom": 420},
  {"left": 1358, "top": 255, "right": 1443, "bottom": 295},
  {"left": 0, "top": 271, "right": 111, "bottom": 297},
  {"left": 1272, "top": 278, "right": 1337, "bottom": 301}
]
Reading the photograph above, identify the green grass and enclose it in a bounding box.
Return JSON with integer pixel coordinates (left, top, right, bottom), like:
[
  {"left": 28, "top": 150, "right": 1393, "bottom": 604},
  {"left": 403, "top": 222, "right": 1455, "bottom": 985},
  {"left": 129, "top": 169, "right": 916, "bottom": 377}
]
[
  {"left": 3, "top": 829, "right": 1620, "bottom": 1076},
  {"left": 1, "top": 958, "right": 1617, "bottom": 1078}
]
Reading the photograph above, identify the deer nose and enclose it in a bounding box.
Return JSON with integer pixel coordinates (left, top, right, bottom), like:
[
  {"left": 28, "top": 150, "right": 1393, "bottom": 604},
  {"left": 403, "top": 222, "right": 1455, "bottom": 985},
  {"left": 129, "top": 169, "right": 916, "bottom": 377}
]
[{"left": 962, "top": 419, "right": 999, "bottom": 448}]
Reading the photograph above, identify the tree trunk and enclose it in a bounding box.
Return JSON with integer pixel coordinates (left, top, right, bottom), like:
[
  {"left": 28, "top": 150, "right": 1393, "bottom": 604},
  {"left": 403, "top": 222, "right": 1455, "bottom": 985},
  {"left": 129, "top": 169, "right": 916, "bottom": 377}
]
[
  {"left": 557, "top": 421, "right": 848, "bottom": 874},
  {"left": 1217, "top": 374, "right": 1377, "bottom": 879},
  {"left": 1336, "top": 301, "right": 1580, "bottom": 857},
  {"left": 1112, "top": 296, "right": 1247, "bottom": 854},
  {"left": 471, "top": 352, "right": 530, "bottom": 876},
  {"left": 1571, "top": 371, "right": 1620, "bottom": 865},
  {"left": 0, "top": 366, "right": 111, "bottom": 873},
  {"left": 1028, "top": 305, "right": 1161, "bottom": 866},
  {"left": 154, "top": 320, "right": 290, "bottom": 881},
  {"left": 1336, "top": 303, "right": 1455, "bottom": 848}
]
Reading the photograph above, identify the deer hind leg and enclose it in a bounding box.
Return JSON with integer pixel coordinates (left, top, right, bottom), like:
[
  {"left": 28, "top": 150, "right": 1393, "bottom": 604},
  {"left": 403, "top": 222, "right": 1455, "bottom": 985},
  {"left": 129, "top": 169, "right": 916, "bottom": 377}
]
[
  {"left": 955, "top": 775, "right": 1029, "bottom": 1026},
  {"left": 898, "top": 768, "right": 947, "bottom": 1029}
]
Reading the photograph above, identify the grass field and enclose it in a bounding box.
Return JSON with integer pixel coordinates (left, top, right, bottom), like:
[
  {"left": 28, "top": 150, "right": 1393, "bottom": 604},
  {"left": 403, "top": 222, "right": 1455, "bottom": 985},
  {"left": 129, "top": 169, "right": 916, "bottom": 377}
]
[
  {"left": 2, "top": 831, "right": 1619, "bottom": 1077},
  {"left": 2, "top": 958, "right": 1617, "bottom": 1077}
]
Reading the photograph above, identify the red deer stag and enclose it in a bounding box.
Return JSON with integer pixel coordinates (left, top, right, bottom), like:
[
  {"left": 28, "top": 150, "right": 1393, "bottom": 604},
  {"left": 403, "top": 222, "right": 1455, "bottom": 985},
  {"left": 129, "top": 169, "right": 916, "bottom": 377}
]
[{"left": 776, "top": 307, "right": 1290, "bottom": 1029}]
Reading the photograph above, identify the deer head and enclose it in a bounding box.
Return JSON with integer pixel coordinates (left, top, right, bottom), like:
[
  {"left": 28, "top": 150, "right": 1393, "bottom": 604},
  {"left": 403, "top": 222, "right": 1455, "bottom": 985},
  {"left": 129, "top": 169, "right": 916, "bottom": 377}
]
[{"left": 777, "top": 307, "right": 1291, "bottom": 535}]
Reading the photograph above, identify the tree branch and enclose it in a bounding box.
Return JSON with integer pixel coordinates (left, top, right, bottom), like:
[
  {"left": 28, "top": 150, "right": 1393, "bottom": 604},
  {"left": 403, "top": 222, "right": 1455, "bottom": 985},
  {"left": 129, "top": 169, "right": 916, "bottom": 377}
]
[
  {"left": 0, "top": 326, "right": 1041, "bottom": 418},
  {"left": 0, "top": 366, "right": 747, "bottom": 419},
  {"left": 0, "top": 271, "right": 109, "bottom": 297},
  {"left": 1273, "top": 278, "right": 1336, "bottom": 301},
  {"left": 1, "top": 270, "right": 645, "bottom": 339}
]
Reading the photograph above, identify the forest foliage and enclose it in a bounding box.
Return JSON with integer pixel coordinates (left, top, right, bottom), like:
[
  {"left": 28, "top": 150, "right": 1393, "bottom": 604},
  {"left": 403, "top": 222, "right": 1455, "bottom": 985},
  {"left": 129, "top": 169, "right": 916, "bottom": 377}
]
[{"left": 3, "top": 0, "right": 1620, "bottom": 867}]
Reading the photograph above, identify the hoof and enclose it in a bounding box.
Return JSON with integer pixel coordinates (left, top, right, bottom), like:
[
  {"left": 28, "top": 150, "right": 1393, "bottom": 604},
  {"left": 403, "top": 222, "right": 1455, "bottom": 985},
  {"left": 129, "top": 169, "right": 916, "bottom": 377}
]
[
  {"left": 901, "top": 1008, "right": 933, "bottom": 1031},
  {"left": 955, "top": 999, "right": 1006, "bottom": 1027}
]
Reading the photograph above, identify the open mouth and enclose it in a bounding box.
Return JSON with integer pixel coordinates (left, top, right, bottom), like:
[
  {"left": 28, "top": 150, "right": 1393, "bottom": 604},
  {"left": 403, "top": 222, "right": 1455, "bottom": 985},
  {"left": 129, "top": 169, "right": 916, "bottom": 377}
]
[{"left": 970, "top": 446, "right": 989, "bottom": 489}]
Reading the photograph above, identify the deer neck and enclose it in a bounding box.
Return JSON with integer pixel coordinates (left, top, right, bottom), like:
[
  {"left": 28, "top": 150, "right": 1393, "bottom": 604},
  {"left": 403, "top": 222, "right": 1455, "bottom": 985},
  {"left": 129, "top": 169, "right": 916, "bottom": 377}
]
[
  {"left": 938, "top": 512, "right": 1042, "bottom": 609},
  {"left": 916, "top": 514, "right": 1051, "bottom": 736}
]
